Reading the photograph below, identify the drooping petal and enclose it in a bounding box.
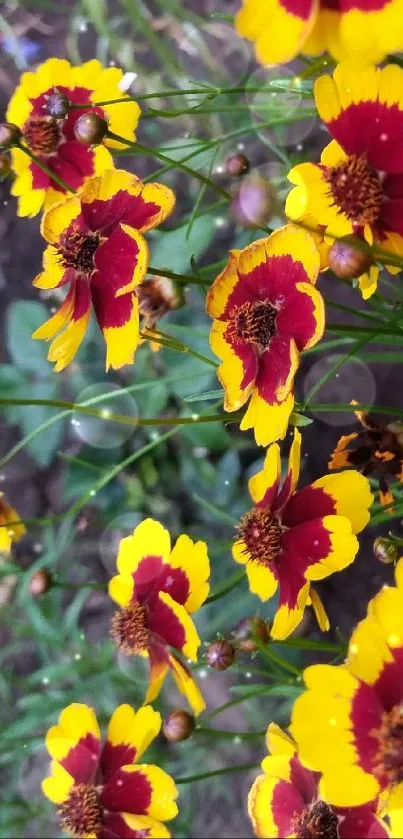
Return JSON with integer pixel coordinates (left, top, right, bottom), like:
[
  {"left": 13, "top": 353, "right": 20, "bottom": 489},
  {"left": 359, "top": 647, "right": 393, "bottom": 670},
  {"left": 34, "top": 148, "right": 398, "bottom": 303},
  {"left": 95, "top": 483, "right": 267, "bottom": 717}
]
[
  {"left": 101, "top": 813, "right": 171, "bottom": 839},
  {"left": 45, "top": 703, "right": 101, "bottom": 784},
  {"left": 309, "top": 587, "right": 330, "bottom": 632},
  {"left": 148, "top": 591, "right": 200, "bottom": 660},
  {"left": 145, "top": 643, "right": 170, "bottom": 705},
  {"left": 210, "top": 320, "right": 257, "bottom": 412},
  {"left": 271, "top": 577, "right": 310, "bottom": 640},
  {"left": 273, "top": 428, "right": 301, "bottom": 511},
  {"left": 265, "top": 723, "right": 296, "bottom": 757},
  {"left": 248, "top": 441, "right": 282, "bottom": 507},
  {"left": 168, "top": 652, "right": 206, "bottom": 716},
  {"left": 240, "top": 388, "right": 295, "bottom": 448},
  {"left": 46, "top": 279, "right": 92, "bottom": 372},
  {"left": 245, "top": 560, "right": 278, "bottom": 602},
  {"left": 167, "top": 534, "right": 210, "bottom": 612},
  {"left": 101, "top": 705, "right": 161, "bottom": 782},
  {"left": 101, "top": 764, "right": 178, "bottom": 821}
]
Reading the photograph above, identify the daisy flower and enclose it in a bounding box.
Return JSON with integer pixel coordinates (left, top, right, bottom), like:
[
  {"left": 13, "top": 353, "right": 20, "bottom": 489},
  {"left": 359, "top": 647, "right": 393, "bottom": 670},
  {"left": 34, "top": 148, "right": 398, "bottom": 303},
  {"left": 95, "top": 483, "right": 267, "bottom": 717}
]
[
  {"left": 233, "top": 428, "right": 373, "bottom": 639},
  {"left": 42, "top": 702, "right": 177, "bottom": 838},
  {"left": 235, "top": 1, "right": 403, "bottom": 66},
  {"left": 248, "top": 723, "right": 389, "bottom": 838},
  {"left": 206, "top": 225, "right": 324, "bottom": 447},
  {"left": 6, "top": 57, "right": 140, "bottom": 217},
  {"left": 287, "top": 63, "right": 403, "bottom": 298},
  {"left": 32, "top": 169, "right": 175, "bottom": 371},
  {"left": 108, "top": 518, "right": 209, "bottom": 715},
  {"left": 291, "top": 557, "right": 403, "bottom": 828}
]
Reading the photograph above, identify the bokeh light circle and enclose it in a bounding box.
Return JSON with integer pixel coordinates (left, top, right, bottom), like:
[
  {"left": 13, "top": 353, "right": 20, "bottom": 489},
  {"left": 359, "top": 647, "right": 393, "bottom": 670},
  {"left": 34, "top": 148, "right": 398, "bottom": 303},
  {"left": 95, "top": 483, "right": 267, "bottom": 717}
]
[
  {"left": 99, "top": 512, "right": 143, "bottom": 575},
  {"left": 71, "top": 383, "right": 138, "bottom": 449},
  {"left": 246, "top": 65, "right": 317, "bottom": 148},
  {"left": 302, "top": 356, "right": 376, "bottom": 426}
]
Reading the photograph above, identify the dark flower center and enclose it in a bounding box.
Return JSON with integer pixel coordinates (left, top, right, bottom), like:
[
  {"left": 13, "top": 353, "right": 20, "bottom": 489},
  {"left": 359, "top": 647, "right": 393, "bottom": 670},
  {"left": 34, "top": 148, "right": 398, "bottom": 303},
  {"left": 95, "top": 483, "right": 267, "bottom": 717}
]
[
  {"left": 373, "top": 703, "right": 403, "bottom": 785},
  {"left": 237, "top": 507, "right": 282, "bottom": 565},
  {"left": 292, "top": 801, "right": 340, "bottom": 839},
  {"left": 229, "top": 299, "right": 277, "bottom": 350},
  {"left": 325, "top": 154, "right": 383, "bottom": 227},
  {"left": 59, "top": 783, "right": 103, "bottom": 838},
  {"left": 110, "top": 601, "right": 151, "bottom": 655},
  {"left": 23, "top": 116, "right": 61, "bottom": 156},
  {"left": 58, "top": 231, "right": 99, "bottom": 276}
]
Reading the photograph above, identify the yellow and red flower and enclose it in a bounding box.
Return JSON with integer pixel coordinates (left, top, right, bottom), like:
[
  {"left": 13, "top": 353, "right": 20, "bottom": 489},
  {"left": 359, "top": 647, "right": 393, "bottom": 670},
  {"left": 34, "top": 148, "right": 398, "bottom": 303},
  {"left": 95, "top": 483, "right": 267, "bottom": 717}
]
[
  {"left": 235, "top": 1, "right": 403, "bottom": 66},
  {"left": 291, "top": 557, "right": 403, "bottom": 819},
  {"left": 0, "top": 492, "right": 25, "bottom": 555},
  {"left": 32, "top": 169, "right": 175, "bottom": 372},
  {"left": 206, "top": 226, "right": 324, "bottom": 447},
  {"left": 287, "top": 63, "right": 403, "bottom": 299},
  {"left": 108, "top": 518, "right": 210, "bottom": 716},
  {"left": 233, "top": 428, "right": 372, "bottom": 639},
  {"left": 248, "top": 723, "right": 389, "bottom": 838},
  {"left": 42, "top": 702, "right": 177, "bottom": 838},
  {"left": 330, "top": 406, "right": 403, "bottom": 507},
  {"left": 7, "top": 57, "right": 141, "bottom": 217}
]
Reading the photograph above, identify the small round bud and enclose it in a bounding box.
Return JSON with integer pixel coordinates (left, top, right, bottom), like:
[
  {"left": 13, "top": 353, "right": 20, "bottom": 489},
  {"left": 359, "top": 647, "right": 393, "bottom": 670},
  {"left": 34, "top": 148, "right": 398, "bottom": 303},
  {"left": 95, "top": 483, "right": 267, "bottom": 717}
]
[
  {"left": 328, "top": 237, "right": 372, "bottom": 280},
  {"left": 0, "top": 122, "right": 21, "bottom": 149},
  {"left": 162, "top": 710, "right": 195, "bottom": 742},
  {"left": 0, "top": 153, "right": 11, "bottom": 180},
  {"left": 74, "top": 113, "right": 108, "bottom": 145},
  {"left": 206, "top": 639, "right": 235, "bottom": 671},
  {"left": 373, "top": 537, "right": 397, "bottom": 565},
  {"left": 29, "top": 569, "right": 52, "bottom": 596},
  {"left": 231, "top": 175, "right": 275, "bottom": 228},
  {"left": 47, "top": 91, "right": 70, "bottom": 120},
  {"left": 225, "top": 152, "right": 250, "bottom": 177},
  {"left": 233, "top": 615, "right": 270, "bottom": 652}
]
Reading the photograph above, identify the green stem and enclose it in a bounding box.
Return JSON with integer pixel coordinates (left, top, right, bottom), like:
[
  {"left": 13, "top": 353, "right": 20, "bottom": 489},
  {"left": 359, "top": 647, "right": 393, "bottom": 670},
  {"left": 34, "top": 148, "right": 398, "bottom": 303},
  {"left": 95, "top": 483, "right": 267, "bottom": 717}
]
[
  {"left": 18, "top": 144, "right": 76, "bottom": 193},
  {"left": 274, "top": 638, "right": 346, "bottom": 654},
  {"left": 195, "top": 726, "right": 266, "bottom": 740},
  {"left": 256, "top": 642, "right": 301, "bottom": 677},
  {"left": 148, "top": 328, "right": 218, "bottom": 369},
  {"left": 175, "top": 763, "right": 260, "bottom": 784},
  {"left": 0, "top": 397, "right": 232, "bottom": 427},
  {"left": 71, "top": 82, "right": 312, "bottom": 108},
  {"left": 205, "top": 569, "right": 246, "bottom": 604},
  {"left": 149, "top": 266, "right": 209, "bottom": 287},
  {"left": 52, "top": 581, "right": 107, "bottom": 590},
  {"left": 106, "top": 132, "right": 231, "bottom": 200}
]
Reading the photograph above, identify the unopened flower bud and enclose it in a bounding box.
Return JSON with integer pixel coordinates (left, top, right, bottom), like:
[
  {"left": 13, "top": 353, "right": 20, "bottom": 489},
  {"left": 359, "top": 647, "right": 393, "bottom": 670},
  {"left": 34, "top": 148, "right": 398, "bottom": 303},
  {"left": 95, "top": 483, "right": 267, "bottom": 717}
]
[
  {"left": 29, "top": 569, "right": 52, "bottom": 596},
  {"left": 373, "top": 537, "right": 398, "bottom": 565},
  {"left": 206, "top": 639, "right": 235, "bottom": 671},
  {"left": 328, "top": 237, "right": 372, "bottom": 280},
  {"left": 74, "top": 112, "right": 108, "bottom": 145},
  {"left": 163, "top": 709, "right": 195, "bottom": 742},
  {"left": 0, "top": 122, "right": 21, "bottom": 149},
  {"left": 233, "top": 615, "right": 270, "bottom": 652},
  {"left": 47, "top": 91, "right": 70, "bottom": 120},
  {"left": 225, "top": 152, "right": 250, "bottom": 177},
  {"left": 0, "top": 153, "right": 11, "bottom": 179},
  {"left": 231, "top": 175, "right": 275, "bottom": 228}
]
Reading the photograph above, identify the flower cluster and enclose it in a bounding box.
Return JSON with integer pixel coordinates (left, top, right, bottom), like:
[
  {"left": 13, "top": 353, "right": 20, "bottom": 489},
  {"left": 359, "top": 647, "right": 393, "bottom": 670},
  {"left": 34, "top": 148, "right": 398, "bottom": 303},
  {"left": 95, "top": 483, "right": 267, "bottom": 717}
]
[{"left": 3, "top": 11, "right": 403, "bottom": 838}]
